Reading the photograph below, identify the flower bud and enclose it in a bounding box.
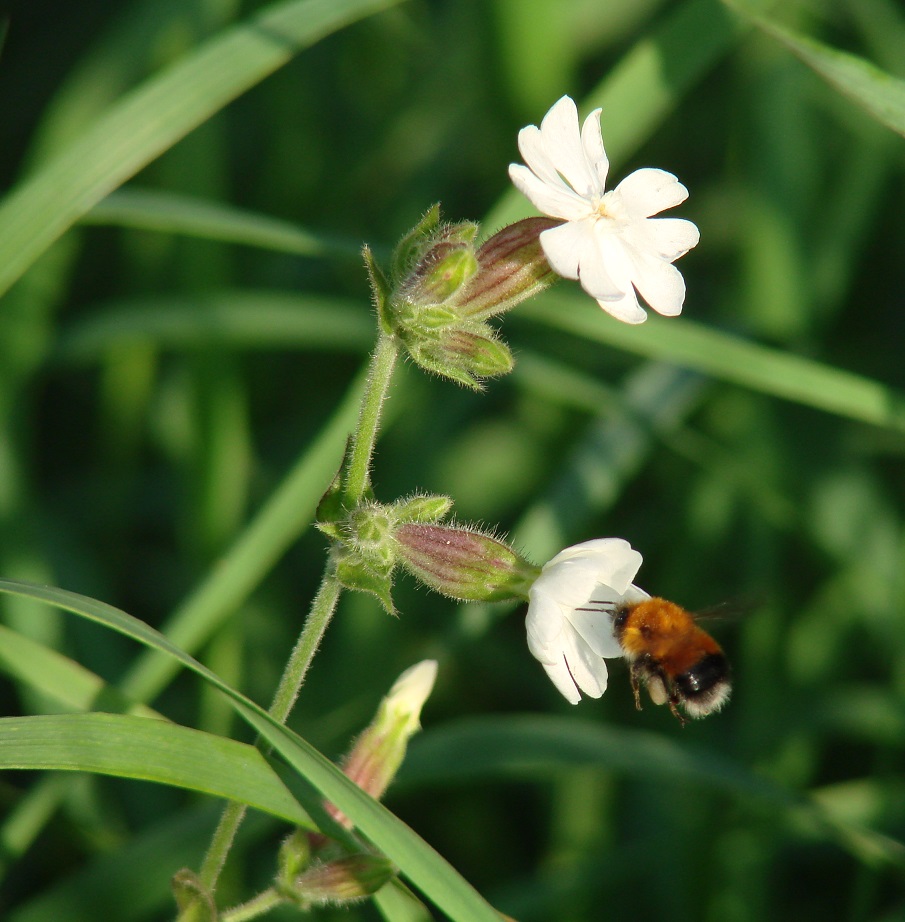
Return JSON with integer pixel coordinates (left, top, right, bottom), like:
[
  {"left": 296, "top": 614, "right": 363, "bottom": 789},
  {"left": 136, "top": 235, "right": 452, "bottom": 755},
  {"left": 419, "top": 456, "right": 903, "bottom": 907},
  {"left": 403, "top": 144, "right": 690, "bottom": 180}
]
[
  {"left": 399, "top": 240, "right": 479, "bottom": 307},
  {"left": 329, "top": 660, "right": 438, "bottom": 826},
  {"left": 449, "top": 217, "right": 559, "bottom": 320},
  {"left": 406, "top": 325, "right": 514, "bottom": 390},
  {"left": 392, "top": 493, "right": 453, "bottom": 524},
  {"left": 278, "top": 829, "right": 312, "bottom": 884},
  {"left": 391, "top": 204, "right": 441, "bottom": 280},
  {"left": 396, "top": 523, "right": 538, "bottom": 601},
  {"left": 287, "top": 854, "right": 396, "bottom": 906}
]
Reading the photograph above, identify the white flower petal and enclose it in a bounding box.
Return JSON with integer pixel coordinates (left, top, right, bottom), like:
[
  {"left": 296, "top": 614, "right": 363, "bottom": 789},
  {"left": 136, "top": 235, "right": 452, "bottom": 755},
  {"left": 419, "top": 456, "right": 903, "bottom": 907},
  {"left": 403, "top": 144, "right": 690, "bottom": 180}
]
[
  {"left": 642, "top": 217, "right": 701, "bottom": 261},
  {"left": 621, "top": 584, "right": 651, "bottom": 607},
  {"left": 525, "top": 592, "right": 565, "bottom": 663},
  {"left": 516, "top": 125, "right": 564, "bottom": 188},
  {"left": 532, "top": 561, "right": 602, "bottom": 613},
  {"left": 567, "top": 605, "right": 623, "bottom": 658},
  {"left": 597, "top": 289, "right": 648, "bottom": 324},
  {"left": 538, "top": 220, "right": 588, "bottom": 280},
  {"left": 547, "top": 537, "right": 633, "bottom": 564},
  {"left": 578, "top": 231, "right": 627, "bottom": 302},
  {"left": 538, "top": 96, "right": 601, "bottom": 198},
  {"left": 615, "top": 168, "right": 688, "bottom": 217},
  {"left": 542, "top": 538, "right": 643, "bottom": 592},
  {"left": 580, "top": 108, "right": 608, "bottom": 189},
  {"left": 561, "top": 628, "right": 608, "bottom": 698},
  {"left": 509, "top": 164, "right": 587, "bottom": 221},
  {"left": 542, "top": 657, "right": 582, "bottom": 704},
  {"left": 624, "top": 248, "right": 687, "bottom": 317}
]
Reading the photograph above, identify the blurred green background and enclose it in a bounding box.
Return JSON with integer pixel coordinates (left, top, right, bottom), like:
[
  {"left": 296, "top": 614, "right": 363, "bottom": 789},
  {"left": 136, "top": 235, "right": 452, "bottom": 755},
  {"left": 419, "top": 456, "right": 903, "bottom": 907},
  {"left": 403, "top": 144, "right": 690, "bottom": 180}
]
[{"left": 1, "top": 0, "right": 905, "bottom": 919}]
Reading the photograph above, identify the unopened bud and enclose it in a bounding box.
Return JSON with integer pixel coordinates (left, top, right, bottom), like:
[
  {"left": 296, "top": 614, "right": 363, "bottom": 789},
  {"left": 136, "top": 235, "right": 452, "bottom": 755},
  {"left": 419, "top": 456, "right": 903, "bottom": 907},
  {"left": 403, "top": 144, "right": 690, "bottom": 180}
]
[
  {"left": 392, "top": 493, "right": 453, "bottom": 524},
  {"left": 391, "top": 204, "right": 441, "bottom": 280},
  {"left": 400, "top": 241, "right": 479, "bottom": 306},
  {"left": 450, "top": 217, "right": 559, "bottom": 320},
  {"left": 330, "top": 660, "right": 438, "bottom": 824},
  {"left": 407, "top": 325, "right": 513, "bottom": 389},
  {"left": 288, "top": 854, "right": 396, "bottom": 906},
  {"left": 396, "top": 523, "right": 537, "bottom": 601}
]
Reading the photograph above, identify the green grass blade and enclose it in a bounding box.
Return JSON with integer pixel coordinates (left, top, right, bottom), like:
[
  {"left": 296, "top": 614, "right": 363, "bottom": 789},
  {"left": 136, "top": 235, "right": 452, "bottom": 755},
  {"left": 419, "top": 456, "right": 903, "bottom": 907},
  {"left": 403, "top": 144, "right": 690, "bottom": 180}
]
[
  {"left": 518, "top": 293, "right": 905, "bottom": 433},
  {"left": 742, "top": 7, "right": 905, "bottom": 137},
  {"left": 0, "top": 579, "right": 501, "bottom": 921},
  {"left": 82, "top": 188, "right": 363, "bottom": 259},
  {"left": 0, "top": 624, "right": 159, "bottom": 717},
  {"left": 0, "top": 713, "right": 313, "bottom": 828},
  {"left": 0, "top": 0, "right": 402, "bottom": 300},
  {"left": 374, "top": 882, "right": 433, "bottom": 922},
  {"left": 119, "top": 361, "right": 367, "bottom": 703},
  {"left": 400, "top": 715, "right": 905, "bottom": 871},
  {"left": 55, "top": 292, "right": 373, "bottom": 361}
]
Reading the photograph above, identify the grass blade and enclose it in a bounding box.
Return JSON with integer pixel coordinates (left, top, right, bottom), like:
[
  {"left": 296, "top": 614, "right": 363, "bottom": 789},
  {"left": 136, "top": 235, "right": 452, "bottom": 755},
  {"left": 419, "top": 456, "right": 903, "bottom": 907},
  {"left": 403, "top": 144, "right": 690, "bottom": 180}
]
[
  {"left": 518, "top": 293, "right": 905, "bottom": 433},
  {"left": 0, "top": 580, "right": 501, "bottom": 921},
  {"left": 741, "top": 6, "right": 905, "bottom": 137},
  {"left": 0, "top": 0, "right": 403, "bottom": 300},
  {"left": 0, "top": 713, "right": 313, "bottom": 827}
]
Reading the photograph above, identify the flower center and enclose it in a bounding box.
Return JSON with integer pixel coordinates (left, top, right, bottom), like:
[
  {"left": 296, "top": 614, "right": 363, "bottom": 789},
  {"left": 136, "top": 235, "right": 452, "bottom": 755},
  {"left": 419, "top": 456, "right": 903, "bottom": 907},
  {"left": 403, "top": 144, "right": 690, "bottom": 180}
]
[{"left": 592, "top": 191, "right": 628, "bottom": 230}]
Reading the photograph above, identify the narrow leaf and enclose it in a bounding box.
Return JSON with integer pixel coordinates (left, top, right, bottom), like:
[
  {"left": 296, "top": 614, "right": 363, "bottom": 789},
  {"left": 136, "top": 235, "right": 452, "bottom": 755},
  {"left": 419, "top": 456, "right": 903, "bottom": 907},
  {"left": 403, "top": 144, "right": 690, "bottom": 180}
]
[
  {"left": 0, "top": 579, "right": 501, "bottom": 921},
  {"left": 0, "top": 623, "right": 159, "bottom": 717},
  {"left": 743, "top": 8, "right": 905, "bottom": 137},
  {"left": 0, "top": 713, "right": 312, "bottom": 827},
  {"left": 400, "top": 715, "right": 905, "bottom": 871},
  {"left": 0, "top": 0, "right": 402, "bottom": 299},
  {"left": 82, "top": 188, "right": 362, "bottom": 259},
  {"left": 518, "top": 294, "right": 905, "bottom": 433}
]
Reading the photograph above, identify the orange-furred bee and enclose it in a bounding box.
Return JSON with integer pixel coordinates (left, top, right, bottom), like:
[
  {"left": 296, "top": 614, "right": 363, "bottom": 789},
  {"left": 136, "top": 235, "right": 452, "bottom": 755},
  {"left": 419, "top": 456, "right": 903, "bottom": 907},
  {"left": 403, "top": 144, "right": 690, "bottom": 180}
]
[{"left": 613, "top": 597, "right": 731, "bottom": 726}]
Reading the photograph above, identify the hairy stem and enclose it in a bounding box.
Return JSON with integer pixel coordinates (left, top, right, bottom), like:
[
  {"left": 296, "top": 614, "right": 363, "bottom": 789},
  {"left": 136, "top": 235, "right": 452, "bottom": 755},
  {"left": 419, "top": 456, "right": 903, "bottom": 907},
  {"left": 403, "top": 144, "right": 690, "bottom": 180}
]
[
  {"left": 178, "top": 333, "right": 398, "bottom": 921},
  {"left": 342, "top": 332, "right": 399, "bottom": 504}
]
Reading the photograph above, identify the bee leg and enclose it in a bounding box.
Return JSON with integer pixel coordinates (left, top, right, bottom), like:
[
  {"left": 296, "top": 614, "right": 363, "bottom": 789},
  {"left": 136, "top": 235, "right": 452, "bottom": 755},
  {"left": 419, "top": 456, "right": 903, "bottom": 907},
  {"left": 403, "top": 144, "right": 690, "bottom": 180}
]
[
  {"left": 667, "top": 696, "right": 687, "bottom": 728},
  {"left": 629, "top": 666, "right": 644, "bottom": 711}
]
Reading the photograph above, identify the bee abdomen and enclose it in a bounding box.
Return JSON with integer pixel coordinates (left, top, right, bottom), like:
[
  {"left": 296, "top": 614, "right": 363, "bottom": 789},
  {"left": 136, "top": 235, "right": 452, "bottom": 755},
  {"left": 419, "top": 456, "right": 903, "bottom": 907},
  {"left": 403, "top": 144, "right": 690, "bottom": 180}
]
[{"left": 675, "top": 653, "right": 731, "bottom": 717}]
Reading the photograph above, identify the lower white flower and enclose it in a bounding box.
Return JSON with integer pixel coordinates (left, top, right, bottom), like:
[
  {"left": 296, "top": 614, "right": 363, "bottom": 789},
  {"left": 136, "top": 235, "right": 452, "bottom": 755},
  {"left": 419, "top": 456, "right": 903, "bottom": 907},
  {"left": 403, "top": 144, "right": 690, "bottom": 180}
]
[
  {"left": 508, "top": 95, "right": 700, "bottom": 324},
  {"left": 526, "top": 538, "right": 649, "bottom": 704}
]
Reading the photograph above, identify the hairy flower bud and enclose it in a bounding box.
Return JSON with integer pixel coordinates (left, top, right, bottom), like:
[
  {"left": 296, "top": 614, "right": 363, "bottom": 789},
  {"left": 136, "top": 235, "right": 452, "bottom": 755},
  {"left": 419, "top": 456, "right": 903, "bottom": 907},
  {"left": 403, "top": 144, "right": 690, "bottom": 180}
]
[
  {"left": 328, "top": 661, "right": 438, "bottom": 829},
  {"left": 376, "top": 208, "right": 560, "bottom": 388},
  {"left": 399, "top": 238, "right": 479, "bottom": 307},
  {"left": 396, "top": 523, "right": 538, "bottom": 601},
  {"left": 286, "top": 855, "right": 396, "bottom": 906},
  {"left": 450, "top": 217, "right": 559, "bottom": 320},
  {"left": 406, "top": 324, "right": 514, "bottom": 390}
]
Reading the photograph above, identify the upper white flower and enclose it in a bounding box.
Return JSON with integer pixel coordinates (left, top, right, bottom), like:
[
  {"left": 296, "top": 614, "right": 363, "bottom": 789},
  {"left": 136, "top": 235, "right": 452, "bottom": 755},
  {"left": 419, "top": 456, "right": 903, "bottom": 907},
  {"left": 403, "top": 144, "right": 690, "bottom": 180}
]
[
  {"left": 527, "top": 538, "right": 649, "bottom": 704},
  {"left": 508, "top": 95, "right": 700, "bottom": 324}
]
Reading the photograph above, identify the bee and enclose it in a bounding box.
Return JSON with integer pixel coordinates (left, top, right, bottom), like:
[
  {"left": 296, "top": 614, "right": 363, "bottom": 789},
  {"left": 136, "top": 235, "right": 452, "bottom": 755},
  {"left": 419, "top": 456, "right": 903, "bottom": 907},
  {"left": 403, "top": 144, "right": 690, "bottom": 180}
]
[{"left": 612, "top": 597, "right": 731, "bottom": 726}]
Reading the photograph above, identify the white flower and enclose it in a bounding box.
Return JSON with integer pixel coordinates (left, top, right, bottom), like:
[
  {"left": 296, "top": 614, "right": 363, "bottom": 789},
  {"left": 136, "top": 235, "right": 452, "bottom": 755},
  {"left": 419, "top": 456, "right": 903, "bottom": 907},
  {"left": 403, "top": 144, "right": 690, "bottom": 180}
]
[
  {"left": 526, "top": 538, "right": 649, "bottom": 704},
  {"left": 508, "top": 95, "right": 700, "bottom": 324}
]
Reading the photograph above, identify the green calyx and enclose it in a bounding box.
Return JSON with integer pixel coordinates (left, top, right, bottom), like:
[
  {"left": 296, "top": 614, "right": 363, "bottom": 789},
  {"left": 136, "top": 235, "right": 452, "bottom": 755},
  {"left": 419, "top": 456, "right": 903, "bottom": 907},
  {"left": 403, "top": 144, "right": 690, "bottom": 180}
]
[
  {"left": 372, "top": 208, "right": 556, "bottom": 389},
  {"left": 316, "top": 484, "right": 454, "bottom": 615}
]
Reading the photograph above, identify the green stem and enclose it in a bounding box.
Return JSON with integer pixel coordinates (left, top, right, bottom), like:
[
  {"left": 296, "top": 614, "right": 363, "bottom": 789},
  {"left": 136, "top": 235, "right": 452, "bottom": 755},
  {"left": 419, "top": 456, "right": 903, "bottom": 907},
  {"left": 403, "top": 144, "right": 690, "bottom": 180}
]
[
  {"left": 189, "top": 561, "right": 342, "bottom": 906},
  {"left": 268, "top": 555, "right": 343, "bottom": 725},
  {"left": 178, "top": 333, "right": 398, "bottom": 921},
  {"left": 221, "top": 887, "right": 285, "bottom": 922},
  {"left": 343, "top": 332, "right": 399, "bottom": 504}
]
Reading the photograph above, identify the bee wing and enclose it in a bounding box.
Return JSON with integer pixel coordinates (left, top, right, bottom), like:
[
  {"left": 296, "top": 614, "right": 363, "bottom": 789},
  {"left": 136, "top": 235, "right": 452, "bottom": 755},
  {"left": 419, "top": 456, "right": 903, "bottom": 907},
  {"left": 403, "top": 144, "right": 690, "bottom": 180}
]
[{"left": 691, "top": 601, "right": 747, "bottom": 625}]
